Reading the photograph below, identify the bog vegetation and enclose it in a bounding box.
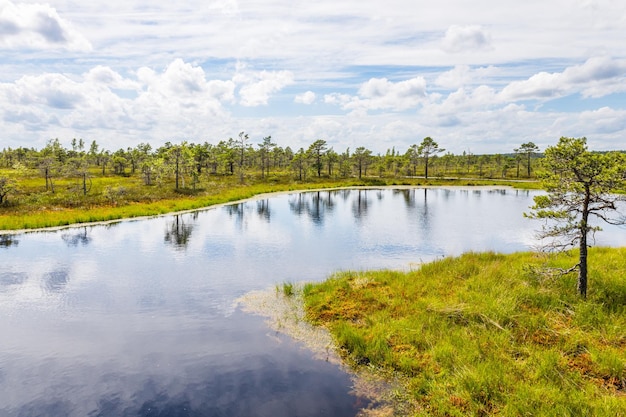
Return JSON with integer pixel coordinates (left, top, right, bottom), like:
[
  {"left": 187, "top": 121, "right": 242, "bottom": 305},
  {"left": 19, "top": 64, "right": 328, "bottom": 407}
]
[
  {"left": 0, "top": 135, "right": 542, "bottom": 230},
  {"left": 303, "top": 249, "right": 626, "bottom": 416}
]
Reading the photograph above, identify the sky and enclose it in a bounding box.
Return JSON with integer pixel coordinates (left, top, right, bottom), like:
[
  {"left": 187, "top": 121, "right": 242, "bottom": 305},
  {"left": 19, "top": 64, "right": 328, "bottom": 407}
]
[{"left": 0, "top": 0, "right": 625, "bottom": 155}]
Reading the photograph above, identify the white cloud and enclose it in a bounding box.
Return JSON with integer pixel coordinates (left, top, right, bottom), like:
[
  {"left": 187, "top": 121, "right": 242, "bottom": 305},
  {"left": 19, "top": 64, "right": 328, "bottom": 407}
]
[
  {"left": 5, "top": 73, "right": 86, "bottom": 109},
  {"left": 500, "top": 56, "right": 626, "bottom": 101},
  {"left": 500, "top": 71, "right": 564, "bottom": 101},
  {"left": 323, "top": 93, "right": 352, "bottom": 106},
  {"left": 0, "top": 59, "right": 238, "bottom": 147},
  {"left": 162, "top": 59, "right": 209, "bottom": 95},
  {"left": 295, "top": 91, "right": 316, "bottom": 105},
  {"left": 360, "top": 77, "right": 426, "bottom": 103},
  {"left": 435, "top": 65, "right": 472, "bottom": 89},
  {"left": 0, "top": 0, "right": 91, "bottom": 51},
  {"left": 434, "top": 65, "right": 501, "bottom": 90},
  {"left": 85, "top": 66, "right": 139, "bottom": 90},
  {"left": 578, "top": 107, "right": 626, "bottom": 136},
  {"left": 441, "top": 25, "right": 492, "bottom": 53},
  {"left": 425, "top": 86, "right": 500, "bottom": 118},
  {"left": 207, "top": 0, "right": 240, "bottom": 15},
  {"left": 566, "top": 56, "right": 626, "bottom": 97},
  {"left": 1, "top": 1, "right": 626, "bottom": 153},
  {"left": 234, "top": 68, "right": 294, "bottom": 106},
  {"left": 132, "top": 60, "right": 235, "bottom": 110},
  {"left": 563, "top": 56, "right": 624, "bottom": 83},
  {"left": 325, "top": 77, "right": 428, "bottom": 113}
]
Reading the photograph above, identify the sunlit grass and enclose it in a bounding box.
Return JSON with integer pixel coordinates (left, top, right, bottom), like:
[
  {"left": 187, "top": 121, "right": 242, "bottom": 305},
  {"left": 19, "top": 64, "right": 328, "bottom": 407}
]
[{"left": 303, "top": 249, "right": 626, "bottom": 416}]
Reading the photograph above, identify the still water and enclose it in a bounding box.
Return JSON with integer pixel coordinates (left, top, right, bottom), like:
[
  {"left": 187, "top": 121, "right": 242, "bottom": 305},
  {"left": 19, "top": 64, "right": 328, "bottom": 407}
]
[{"left": 1, "top": 187, "right": 624, "bottom": 417}]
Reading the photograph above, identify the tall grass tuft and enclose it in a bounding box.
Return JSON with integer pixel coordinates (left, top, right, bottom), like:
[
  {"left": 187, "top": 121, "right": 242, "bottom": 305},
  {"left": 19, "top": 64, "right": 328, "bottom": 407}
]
[{"left": 278, "top": 281, "right": 295, "bottom": 297}]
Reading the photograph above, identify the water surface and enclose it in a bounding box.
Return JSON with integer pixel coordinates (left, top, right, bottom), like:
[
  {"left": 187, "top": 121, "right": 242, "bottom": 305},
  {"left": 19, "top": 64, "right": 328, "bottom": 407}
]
[{"left": 1, "top": 188, "right": 624, "bottom": 416}]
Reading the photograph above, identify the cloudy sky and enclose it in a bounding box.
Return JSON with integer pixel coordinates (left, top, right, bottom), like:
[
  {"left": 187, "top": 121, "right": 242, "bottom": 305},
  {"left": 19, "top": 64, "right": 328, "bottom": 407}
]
[{"left": 1, "top": 0, "right": 625, "bottom": 154}]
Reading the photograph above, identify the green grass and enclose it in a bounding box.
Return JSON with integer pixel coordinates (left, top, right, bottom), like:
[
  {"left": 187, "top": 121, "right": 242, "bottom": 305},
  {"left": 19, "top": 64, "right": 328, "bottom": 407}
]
[
  {"left": 303, "top": 248, "right": 626, "bottom": 416},
  {"left": 277, "top": 281, "right": 296, "bottom": 297}
]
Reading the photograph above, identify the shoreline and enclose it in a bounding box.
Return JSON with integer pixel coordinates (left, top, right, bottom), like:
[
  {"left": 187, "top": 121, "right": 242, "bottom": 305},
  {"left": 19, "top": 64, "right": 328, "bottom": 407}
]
[
  {"left": 236, "top": 285, "right": 407, "bottom": 417},
  {"left": 0, "top": 184, "right": 519, "bottom": 236}
]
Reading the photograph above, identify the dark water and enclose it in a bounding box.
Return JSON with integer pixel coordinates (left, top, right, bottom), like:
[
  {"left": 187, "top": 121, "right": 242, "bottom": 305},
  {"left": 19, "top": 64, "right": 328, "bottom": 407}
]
[{"left": 1, "top": 188, "right": 624, "bottom": 417}]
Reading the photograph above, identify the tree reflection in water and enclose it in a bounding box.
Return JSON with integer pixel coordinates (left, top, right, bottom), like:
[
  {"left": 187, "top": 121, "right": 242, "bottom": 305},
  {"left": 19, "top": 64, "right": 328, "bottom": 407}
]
[
  {"left": 0, "top": 271, "right": 27, "bottom": 287},
  {"left": 351, "top": 189, "right": 370, "bottom": 221},
  {"left": 256, "top": 199, "right": 271, "bottom": 222},
  {"left": 43, "top": 269, "right": 70, "bottom": 293},
  {"left": 288, "top": 190, "right": 337, "bottom": 225},
  {"left": 61, "top": 227, "right": 91, "bottom": 247},
  {"left": 164, "top": 214, "right": 196, "bottom": 250},
  {"left": 393, "top": 189, "right": 415, "bottom": 208},
  {"left": 225, "top": 203, "right": 245, "bottom": 226},
  {"left": 288, "top": 194, "right": 306, "bottom": 217},
  {"left": 0, "top": 234, "right": 19, "bottom": 248}
]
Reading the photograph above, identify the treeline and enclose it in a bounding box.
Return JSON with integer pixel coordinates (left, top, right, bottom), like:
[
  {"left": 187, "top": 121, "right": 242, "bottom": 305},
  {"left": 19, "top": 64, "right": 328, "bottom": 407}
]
[{"left": 0, "top": 134, "right": 541, "bottom": 186}]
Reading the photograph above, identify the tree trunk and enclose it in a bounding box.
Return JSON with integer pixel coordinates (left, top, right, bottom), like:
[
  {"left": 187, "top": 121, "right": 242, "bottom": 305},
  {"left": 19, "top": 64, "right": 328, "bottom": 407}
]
[
  {"left": 578, "top": 187, "right": 591, "bottom": 297},
  {"left": 175, "top": 158, "right": 180, "bottom": 189},
  {"left": 45, "top": 167, "right": 50, "bottom": 191},
  {"left": 578, "top": 225, "right": 588, "bottom": 298}
]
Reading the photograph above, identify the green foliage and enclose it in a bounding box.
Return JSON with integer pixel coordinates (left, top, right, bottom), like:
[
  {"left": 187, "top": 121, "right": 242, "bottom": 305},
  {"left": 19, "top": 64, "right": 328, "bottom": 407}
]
[
  {"left": 416, "top": 136, "right": 444, "bottom": 179},
  {"left": 279, "top": 281, "right": 295, "bottom": 297},
  {"left": 0, "top": 176, "right": 17, "bottom": 204},
  {"left": 515, "top": 141, "right": 540, "bottom": 178},
  {"left": 304, "top": 249, "right": 626, "bottom": 416},
  {"left": 527, "top": 137, "right": 626, "bottom": 297}
]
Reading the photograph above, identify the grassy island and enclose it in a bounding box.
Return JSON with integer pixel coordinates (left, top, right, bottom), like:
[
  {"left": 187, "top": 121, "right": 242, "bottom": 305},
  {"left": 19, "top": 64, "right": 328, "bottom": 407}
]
[{"left": 303, "top": 248, "right": 626, "bottom": 416}]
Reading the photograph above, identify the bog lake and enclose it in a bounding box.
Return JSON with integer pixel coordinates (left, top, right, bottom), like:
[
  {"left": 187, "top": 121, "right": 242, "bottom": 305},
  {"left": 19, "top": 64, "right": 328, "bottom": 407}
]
[{"left": 1, "top": 187, "right": 625, "bottom": 417}]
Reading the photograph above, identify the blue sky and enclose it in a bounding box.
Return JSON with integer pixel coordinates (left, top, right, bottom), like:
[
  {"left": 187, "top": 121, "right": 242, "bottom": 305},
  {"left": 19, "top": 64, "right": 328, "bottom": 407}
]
[{"left": 1, "top": 0, "right": 625, "bottom": 154}]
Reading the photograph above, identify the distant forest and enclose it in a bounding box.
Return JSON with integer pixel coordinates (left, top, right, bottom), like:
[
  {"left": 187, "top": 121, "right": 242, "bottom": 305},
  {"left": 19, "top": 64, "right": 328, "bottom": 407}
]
[{"left": 1, "top": 135, "right": 543, "bottom": 189}]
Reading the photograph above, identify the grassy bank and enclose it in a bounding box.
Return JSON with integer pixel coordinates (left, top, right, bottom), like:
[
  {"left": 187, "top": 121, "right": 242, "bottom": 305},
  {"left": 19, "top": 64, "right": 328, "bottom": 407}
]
[
  {"left": 303, "top": 248, "right": 626, "bottom": 416},
  {"left": 0, "top": 174, "right": 539, "bottom": 231}
]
